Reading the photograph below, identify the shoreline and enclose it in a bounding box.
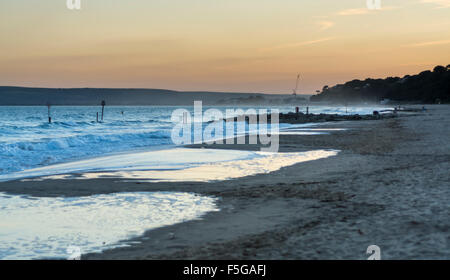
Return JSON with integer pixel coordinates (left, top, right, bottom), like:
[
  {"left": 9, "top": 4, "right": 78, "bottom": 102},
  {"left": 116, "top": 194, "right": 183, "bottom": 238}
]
[{"left": 0, "top": 105, "right": 449, "bottom": 259}]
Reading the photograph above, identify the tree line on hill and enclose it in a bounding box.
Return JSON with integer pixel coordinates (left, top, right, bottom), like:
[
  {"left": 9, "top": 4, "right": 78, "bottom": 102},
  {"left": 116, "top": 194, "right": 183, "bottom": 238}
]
[{"left": 310, "top": 65, "right": 450, "bottom": 104}]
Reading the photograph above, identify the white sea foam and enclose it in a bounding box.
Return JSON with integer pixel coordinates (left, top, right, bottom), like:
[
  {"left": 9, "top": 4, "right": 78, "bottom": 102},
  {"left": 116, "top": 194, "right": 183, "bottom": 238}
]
[{"left": 0, "top": 192, "right": 218, "bottom": 260}]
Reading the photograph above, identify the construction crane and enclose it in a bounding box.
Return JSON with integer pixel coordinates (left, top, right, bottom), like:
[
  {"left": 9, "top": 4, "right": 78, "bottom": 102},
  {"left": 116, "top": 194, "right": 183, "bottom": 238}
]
[{"left": 292, "top": 74, "right": 300, "bottom": 96}]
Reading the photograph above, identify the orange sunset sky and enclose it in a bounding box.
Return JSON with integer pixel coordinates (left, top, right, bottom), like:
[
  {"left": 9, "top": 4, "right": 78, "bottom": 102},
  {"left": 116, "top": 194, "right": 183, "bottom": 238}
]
[{"left": 0, "top": 0, "right": 449, "bottom": 94}]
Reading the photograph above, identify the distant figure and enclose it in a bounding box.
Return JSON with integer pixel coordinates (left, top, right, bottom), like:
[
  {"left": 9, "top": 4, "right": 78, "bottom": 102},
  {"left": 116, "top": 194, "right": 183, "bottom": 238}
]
[
  {"left": 373, "top": 111, "right": 379, "bottom": 116},
  {"left": 121, "top": 110, "right": 124, "bottom": 116}
]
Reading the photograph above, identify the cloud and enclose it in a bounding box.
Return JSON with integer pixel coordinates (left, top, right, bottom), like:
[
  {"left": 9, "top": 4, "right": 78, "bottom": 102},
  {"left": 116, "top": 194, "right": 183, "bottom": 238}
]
[
  {"left": 336, "top": 6, "right": 398, "bottom": 16},
  {"left": 407, "top": 39, "right": 450, "bottom": 47},
  {"left": 337, "top": 8, "right": 370, "bottom": 16},
  {"left": 420, "top": 0, "right": 450, "bottom": 8},
  {"left": 317, "top": 21, "right": 335, "bottom": 30},
  {"left": 260, "top": 37, "right": 334, "bottom": 52}
]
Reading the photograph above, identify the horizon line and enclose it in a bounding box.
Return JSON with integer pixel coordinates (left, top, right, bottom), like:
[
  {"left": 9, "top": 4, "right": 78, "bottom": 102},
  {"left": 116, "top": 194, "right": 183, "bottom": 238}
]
[{"left": 0, "top": 85, "right": 310, "bottom": 96}]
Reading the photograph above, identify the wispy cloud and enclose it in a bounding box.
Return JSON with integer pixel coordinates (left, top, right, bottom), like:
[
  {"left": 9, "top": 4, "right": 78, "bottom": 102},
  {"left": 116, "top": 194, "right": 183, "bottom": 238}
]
[
  {"left": 420, "top": 0, "right": 450, "bottom": 8},
  {"left": 337, "top": 8, "right": 370, "bottom": 16},
  {"left": 317, "top": 21, "right": 335, "bottom": 30},
  {"left": 408, "top": 39, "right": 450, "bottom": 47},
  {"left": 260, "top": 37, "right": 334, "bottom": 52},
  {"left": 337, "top": 6, "right": 398, "bottom": 16}
]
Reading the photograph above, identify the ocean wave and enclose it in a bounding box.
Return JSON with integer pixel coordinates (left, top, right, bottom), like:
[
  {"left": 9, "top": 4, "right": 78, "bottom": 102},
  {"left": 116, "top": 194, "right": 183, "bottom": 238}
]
[{"left": 0, "top": 131, "right": 173, "bottom": 174}]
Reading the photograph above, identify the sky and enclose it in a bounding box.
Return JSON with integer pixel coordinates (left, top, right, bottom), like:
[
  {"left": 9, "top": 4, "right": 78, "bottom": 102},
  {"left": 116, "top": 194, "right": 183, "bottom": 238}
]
[{"left": 0, "top": 0, "right": 449, "bottom": 94}]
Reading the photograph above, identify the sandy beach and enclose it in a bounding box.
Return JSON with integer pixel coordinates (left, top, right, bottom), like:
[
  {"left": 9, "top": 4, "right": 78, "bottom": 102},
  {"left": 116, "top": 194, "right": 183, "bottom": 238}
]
[{"left": 0, "top": 105, "right": 448, "bottom": 260}]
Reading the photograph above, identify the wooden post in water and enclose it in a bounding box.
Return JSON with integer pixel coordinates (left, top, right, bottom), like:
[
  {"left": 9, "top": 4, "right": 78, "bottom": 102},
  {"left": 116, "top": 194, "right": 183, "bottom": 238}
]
[
  {"left": 101, "top": 100, "right": 106, "bottom": 121},
  {"left": 46, "top": 102, "right": 52, "bottom": 123},
  {"left": 96, "top": 112, "right": 99, "bottom": 123}
]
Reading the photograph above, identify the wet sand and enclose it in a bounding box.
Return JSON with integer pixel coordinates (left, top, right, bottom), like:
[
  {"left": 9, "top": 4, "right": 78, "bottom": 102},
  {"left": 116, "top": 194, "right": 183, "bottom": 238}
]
[{"left": 0, "top": 105, "right": 449, "bottom": 259}]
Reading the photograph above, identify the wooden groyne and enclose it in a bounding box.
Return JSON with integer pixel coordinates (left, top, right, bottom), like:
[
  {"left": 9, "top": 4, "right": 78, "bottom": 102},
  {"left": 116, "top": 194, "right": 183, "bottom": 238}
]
[{"left": 222, "top": 111, "right": 398, "bottom": 124}]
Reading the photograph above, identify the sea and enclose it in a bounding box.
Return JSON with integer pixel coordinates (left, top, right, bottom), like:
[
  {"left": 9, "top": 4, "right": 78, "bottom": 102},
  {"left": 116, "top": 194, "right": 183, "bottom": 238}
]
[
  {"left": 0, "top": 105, "right": 385, "bottom": 177},
  {"left": 0, "top": 104, "right": 389, "bottom": 259}
]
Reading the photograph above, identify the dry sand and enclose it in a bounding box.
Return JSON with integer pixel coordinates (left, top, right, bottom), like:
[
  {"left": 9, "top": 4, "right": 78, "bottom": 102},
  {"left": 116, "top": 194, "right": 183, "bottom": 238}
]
[{"left": 0, "top": 105, "right": 448, "bottom": 259}]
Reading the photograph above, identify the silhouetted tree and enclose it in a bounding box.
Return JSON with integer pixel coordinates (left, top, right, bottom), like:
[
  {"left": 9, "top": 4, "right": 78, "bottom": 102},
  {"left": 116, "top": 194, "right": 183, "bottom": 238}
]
[{"left": 433, "top": 65, "right": 446, "bottom": 74}]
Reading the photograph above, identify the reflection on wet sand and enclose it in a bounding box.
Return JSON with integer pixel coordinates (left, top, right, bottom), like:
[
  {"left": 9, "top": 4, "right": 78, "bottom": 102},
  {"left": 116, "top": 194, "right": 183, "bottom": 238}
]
[{"left": 44, "top": 149, "right": 339, "bottom": 182}]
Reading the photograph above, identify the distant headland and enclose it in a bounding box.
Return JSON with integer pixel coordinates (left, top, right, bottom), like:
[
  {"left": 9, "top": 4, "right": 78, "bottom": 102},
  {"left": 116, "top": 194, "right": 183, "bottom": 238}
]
[
  {"left": 0, "top": 87, "right": 301, "bottom": 106},
  {"left": 310, "top": 65, "right": 450, "bottom": 104}
]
